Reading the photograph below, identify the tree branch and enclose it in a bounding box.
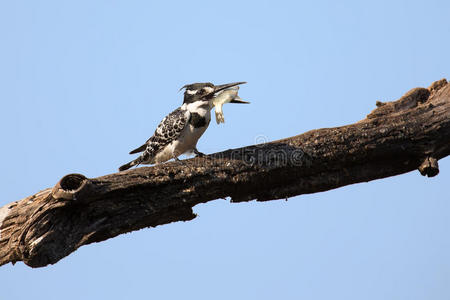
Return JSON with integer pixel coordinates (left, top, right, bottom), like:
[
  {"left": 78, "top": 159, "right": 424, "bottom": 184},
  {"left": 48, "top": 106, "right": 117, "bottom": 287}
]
[{"left": 1, "top": 79, "right": 449, "bottom": 268}]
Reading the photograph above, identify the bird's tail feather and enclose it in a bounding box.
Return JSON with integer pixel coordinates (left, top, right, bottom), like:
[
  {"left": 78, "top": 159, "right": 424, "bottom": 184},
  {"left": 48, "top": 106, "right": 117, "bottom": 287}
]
[
  {"left": 119, "top": 157, "right": 142, "bottom": 171},
  {"left": 129, "top": 144, "right": 147, "bottom": 154}
]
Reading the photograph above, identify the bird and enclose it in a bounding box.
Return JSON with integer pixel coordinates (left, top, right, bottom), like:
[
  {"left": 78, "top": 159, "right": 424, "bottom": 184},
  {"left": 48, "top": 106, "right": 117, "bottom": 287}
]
[{"left": 118, "top": 81, "right": 248, "bottom": 171}]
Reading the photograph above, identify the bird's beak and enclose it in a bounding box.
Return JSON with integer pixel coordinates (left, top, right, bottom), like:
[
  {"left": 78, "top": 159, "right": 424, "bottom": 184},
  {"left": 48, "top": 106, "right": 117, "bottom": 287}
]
[
  {"left": 213, "top": 81, "right": 247, "bottom": 94},
  {"left": 209, "top": 82, "right": 249, "bottom": 103}
]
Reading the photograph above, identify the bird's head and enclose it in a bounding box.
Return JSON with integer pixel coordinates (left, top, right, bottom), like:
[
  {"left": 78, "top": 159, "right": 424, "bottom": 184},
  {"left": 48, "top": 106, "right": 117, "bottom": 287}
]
[{"left": 180, "top": 81, "right": 247, "bottom": 104}]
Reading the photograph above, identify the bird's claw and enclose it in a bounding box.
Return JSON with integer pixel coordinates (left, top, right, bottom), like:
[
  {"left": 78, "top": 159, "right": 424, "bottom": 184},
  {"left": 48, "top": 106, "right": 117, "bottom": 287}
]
[{"left": 193, "top": 148, "right": 205, "bottom": 157}]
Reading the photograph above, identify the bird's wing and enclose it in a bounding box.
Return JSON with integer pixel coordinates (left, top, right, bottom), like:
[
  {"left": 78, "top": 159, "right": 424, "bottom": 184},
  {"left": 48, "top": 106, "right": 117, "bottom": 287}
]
[{"left": 137, "top": 107, "right": 190, "bottom": 162}]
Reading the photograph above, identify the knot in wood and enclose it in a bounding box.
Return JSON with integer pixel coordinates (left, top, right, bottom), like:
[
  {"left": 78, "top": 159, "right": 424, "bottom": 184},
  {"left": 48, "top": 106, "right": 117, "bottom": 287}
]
[{"left": 51, "top": 173, "right": 88, "bottom": 200}]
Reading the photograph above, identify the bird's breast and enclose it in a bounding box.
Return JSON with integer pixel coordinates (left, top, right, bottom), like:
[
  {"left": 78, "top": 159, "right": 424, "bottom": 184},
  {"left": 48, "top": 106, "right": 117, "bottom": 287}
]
[
  {"left": 171, "top": 108, "right": 210, "bottom": 155},
  {"left": 187, "top": 104, "right": 211, "bottom": 128},
  {"left": 189, "top": 112, "right": 210, "bottom": 128}
]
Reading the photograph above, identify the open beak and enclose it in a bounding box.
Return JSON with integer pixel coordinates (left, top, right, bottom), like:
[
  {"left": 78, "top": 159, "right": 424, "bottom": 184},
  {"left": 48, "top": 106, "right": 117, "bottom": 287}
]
[
  {"left": 213, "top": 81, "right": 247, "bottom": 94},
  {"left": 209, "top": 81, "right": 249, "bottom": 103}
]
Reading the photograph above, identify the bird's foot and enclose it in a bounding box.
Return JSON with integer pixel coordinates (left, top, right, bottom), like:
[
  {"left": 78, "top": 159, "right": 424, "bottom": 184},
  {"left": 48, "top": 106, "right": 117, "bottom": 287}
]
[
  {"left": 193, "top": 148, "right": 205, "bottom": 157},
  {"left": 173, "top": 156, "right": 185, "bottom": 165}
]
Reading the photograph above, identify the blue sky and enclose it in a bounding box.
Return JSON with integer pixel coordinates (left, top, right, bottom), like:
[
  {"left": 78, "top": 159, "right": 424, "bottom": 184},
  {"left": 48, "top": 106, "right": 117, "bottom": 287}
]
[{"left": 1, "top": 1, "right": 449, "bottom": 299}]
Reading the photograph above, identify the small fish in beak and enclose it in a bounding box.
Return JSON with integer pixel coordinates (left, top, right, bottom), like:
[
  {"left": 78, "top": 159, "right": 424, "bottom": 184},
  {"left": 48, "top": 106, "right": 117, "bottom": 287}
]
[{"left": 211, "top": 86, "right": 249, "bottom": 124}]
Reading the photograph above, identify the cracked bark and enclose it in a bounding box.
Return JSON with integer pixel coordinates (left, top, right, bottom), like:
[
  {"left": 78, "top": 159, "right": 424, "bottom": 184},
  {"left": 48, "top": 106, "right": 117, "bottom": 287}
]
[{"left": 1, "top": 79, "right": 449, "bottom": 268}]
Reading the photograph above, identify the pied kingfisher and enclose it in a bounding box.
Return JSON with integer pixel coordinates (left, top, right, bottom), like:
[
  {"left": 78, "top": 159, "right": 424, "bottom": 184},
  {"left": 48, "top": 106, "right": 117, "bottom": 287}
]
[{"left": 119, "top": 81, "right": 247, "bottom": 171}]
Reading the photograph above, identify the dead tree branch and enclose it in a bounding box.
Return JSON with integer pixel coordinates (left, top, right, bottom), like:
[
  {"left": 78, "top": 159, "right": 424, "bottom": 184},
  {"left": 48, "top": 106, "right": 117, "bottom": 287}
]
[{"left": 1, "top": 79, "right": 449, "bottom": 268}]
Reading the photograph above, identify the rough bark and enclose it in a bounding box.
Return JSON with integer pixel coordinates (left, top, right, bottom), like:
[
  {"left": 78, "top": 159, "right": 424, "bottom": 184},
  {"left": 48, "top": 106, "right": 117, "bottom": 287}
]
[{"left": 1, "top": 79, "right": 449, "bottom": 268}]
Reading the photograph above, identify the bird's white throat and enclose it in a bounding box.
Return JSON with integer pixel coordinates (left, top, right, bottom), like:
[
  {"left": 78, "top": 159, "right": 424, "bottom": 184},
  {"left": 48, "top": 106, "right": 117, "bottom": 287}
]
[{"left": 183, "top": 100, "right": 211, "bottom": 115}]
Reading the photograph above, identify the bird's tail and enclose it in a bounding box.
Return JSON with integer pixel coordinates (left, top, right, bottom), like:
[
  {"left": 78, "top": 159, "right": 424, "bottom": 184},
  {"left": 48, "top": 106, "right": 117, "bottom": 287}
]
[{"left": 118, "top": 157, "right": 142, "bottom": 171}]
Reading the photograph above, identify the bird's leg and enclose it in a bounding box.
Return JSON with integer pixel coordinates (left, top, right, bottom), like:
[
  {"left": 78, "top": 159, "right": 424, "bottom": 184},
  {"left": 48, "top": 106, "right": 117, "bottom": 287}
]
[
  {"left": 173, "top": 151, "right": 185, "bottom": 165},
  {"left": 193, "top": 147, "right": 205, "bottom": 157},
  {"left": 174, "top": 157, "right": 185, "bottom": 165}
]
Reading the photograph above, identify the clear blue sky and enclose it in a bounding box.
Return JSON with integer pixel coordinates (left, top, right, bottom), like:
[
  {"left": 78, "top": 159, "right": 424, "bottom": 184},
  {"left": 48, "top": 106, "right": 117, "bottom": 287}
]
[{"left": 1, "top": 1, "right": 449, "bottom": 299}]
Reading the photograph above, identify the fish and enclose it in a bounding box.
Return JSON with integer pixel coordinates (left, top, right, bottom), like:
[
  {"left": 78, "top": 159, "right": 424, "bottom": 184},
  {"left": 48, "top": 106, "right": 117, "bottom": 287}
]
[{"left": 211, "top": 86, "right": 249, "bottom": 124}]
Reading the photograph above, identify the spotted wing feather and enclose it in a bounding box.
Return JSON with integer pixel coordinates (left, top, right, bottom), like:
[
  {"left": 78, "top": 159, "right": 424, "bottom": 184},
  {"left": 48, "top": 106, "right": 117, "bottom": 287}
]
[{"left": 139, "top": 107, "right": 189, "bottom": 163}]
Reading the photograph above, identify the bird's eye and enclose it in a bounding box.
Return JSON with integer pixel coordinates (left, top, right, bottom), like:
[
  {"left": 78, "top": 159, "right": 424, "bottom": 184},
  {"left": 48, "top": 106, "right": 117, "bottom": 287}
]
[{"left": 198, "top": 88, "right": 206, "bottom": 95}]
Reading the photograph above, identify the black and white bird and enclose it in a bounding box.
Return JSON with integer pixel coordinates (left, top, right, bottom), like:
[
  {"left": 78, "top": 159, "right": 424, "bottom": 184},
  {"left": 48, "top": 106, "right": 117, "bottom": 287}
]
[{"left": 118, "top": 81, "right": 247, "bottom": 171}]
